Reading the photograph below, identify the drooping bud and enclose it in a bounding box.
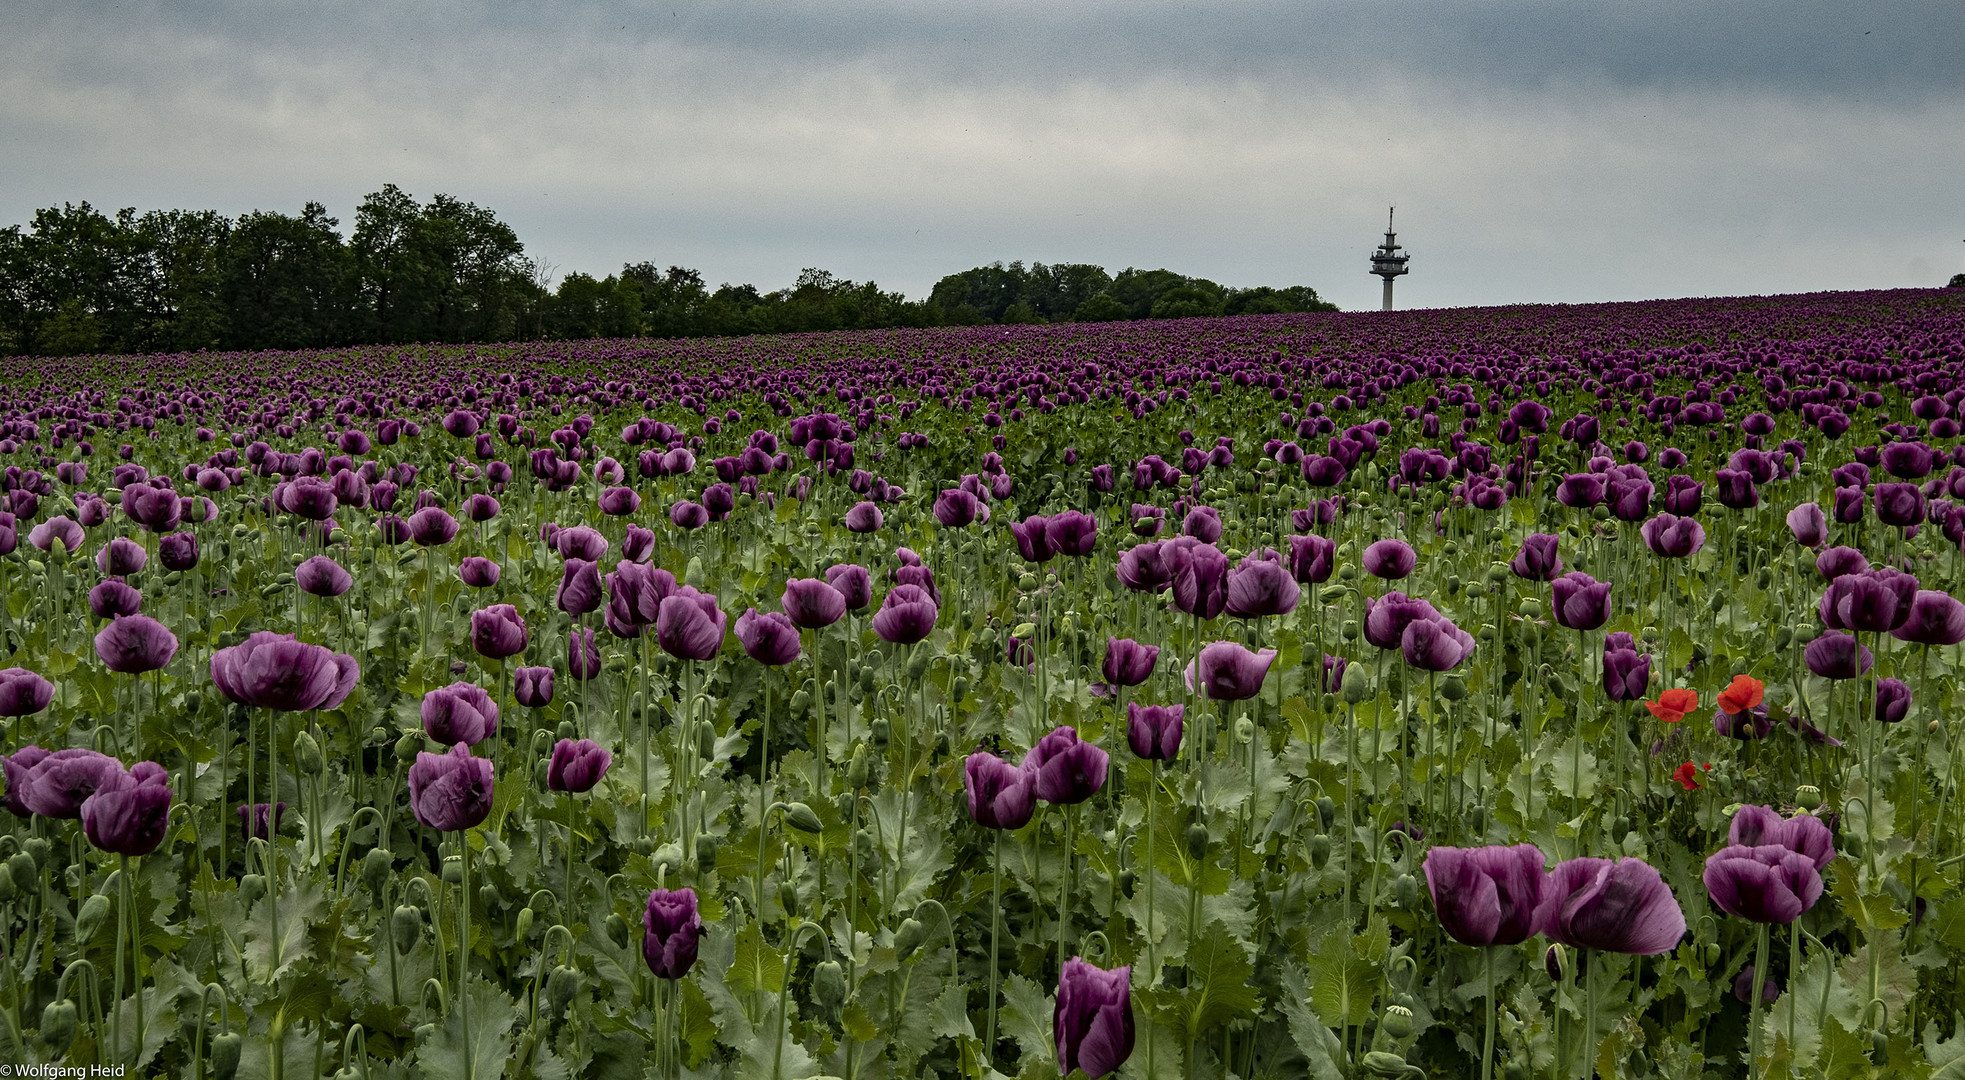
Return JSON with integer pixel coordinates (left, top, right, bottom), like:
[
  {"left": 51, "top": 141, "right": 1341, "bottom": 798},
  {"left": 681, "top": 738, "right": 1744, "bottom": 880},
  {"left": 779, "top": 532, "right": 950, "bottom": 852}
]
[
  {"left": 813, "top": 960, "right": 847, "bottom": 1007},
  {"left": 75, "top": 893, "right": 111, "bottom": 942},
  {"left": 784, "top": 802, "right": 825, "bottom": 834},
  {"left": 293, "top": 731, "right": 325, "bottom": 776},
  {"left": 392, "top": 905, "right": 422, "bottom": 954},
  {"left": 894, "top": 917, "right": 927, "bottom": 960}
]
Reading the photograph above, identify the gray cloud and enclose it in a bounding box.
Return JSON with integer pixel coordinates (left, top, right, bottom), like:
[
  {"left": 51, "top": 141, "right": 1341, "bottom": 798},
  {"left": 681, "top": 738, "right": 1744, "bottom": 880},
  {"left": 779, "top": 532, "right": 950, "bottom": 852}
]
[{"left": 3, "top": 1, "right": 1961, "bottom": 311}]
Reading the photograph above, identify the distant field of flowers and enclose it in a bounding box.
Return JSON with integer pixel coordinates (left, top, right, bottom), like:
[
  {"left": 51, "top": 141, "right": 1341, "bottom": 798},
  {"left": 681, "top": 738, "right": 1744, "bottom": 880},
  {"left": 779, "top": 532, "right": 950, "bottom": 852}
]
[{"left": 0, "top": 288, "right": 1963, "bottom": 1078}]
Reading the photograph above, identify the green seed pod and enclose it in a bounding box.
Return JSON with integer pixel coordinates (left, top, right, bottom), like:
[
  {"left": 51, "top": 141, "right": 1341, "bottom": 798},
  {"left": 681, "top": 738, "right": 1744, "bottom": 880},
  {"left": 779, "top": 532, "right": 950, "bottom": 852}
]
[
  {"left": 1338, "top": 564, "right": 1359, "bottom": 582},
  {"left": 240, "top": 873, "right": 268, "bottom": 909},
  {"left": 441, "top": 856, "right": 463, "bottom": 885},
  {"left": 394, "top": 732, "right": 424, "bottom": 763},
  {"left": 361, "top": 848, "right": 392, "bottom": 900},
  {"left": 1487, "top": 562, "right": 1510, "bottom": 583},
  {"left": 894, "top": 917, "right": 927, "bottom": 960},
  {"left": 1392, "top": 873, "right": 1419, "bottom": 909},
  {"left": 1340, "top": 618, "right": 1361, "bottom": 641},
  {"left": 1185, "top": 822, "right": 1209, "bottom": 860},
  {"left": 869, "top": 717, "right": 892, "bottom": 747},
  {"left": 516, "top": 906, "right": 536, "bottom": 941},
  {"left": 1381, "top": 1004, "right": 1415, "bottom": 1039},
  {"left": 813, "top": 959, "right": 847, "bottom": 1007},
  {"left": 41, "top": 998, "right": 78, "bottom": 1055},
  {"left": 1341, "top": 663, "right": 1371, "bottom": 704},
  {"left": 1309, "top": 835, "right": 1331, "bottom": 870},
  {"left": 1439, "top": 676, "right": 1468, "bottom": 702},
  {"left": 546, "top": 965, "right": 580, "bottom": 1013},
  {"left": 1795, "top": 785, "right": 1823, "bottom": 811},
  {"left": 695, "top": 833, "right": 719, "bottom": 870},
  {"left": 605, "top": 912, "right": 632, "bottom": 950},
  {"left": 778, "top": 879, "right": 799, "bottom": 919},
  {"left": 1018, "top": 572, "right": 1039, "bottom": 591},
  {"left": 785, "top": 802, "right": 824, "bottom": 834}
]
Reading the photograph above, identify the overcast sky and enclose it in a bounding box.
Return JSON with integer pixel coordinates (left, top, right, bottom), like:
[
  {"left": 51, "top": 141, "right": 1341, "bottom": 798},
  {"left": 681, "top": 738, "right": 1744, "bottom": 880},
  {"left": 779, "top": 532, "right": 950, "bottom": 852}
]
[{"left": 5, "top": 1, "right": 1963, "bottom": 311}]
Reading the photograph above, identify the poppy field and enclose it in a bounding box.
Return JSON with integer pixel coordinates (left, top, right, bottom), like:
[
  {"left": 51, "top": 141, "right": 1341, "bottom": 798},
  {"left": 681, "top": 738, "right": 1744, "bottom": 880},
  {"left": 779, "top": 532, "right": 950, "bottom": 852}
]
[{"left": 3, "top": 287, "right": 1965, "bottom": 1078}]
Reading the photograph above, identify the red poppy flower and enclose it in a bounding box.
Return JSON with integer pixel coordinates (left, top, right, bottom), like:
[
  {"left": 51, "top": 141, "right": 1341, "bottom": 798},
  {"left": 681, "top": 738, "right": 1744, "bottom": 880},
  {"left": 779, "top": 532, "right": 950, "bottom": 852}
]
[
  {"left": 1673, "top": 761, "right": 1711, "bottom": 791},
  {"left": 1645, "top": 688, "right": 1700, "bottom": 723},
  {"left": 1717, "top": 675, "right": 1764, "bottom": 716}
]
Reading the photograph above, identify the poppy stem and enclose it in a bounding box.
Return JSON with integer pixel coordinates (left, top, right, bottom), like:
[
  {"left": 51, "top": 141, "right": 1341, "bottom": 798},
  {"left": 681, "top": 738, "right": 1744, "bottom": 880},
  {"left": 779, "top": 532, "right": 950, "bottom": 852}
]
[
  {"left": 986, "top": 827, "right": 1003, "bottom": 1061},
  {"left": 1748, "top": 922, "right": 1769, "bottom": 1079},
  {"left": 459, "top": 828, "right": 474, "bottom": 1080},
  {"left": 1481, "top": 944, "right": 1495, "bottom": 1080}
]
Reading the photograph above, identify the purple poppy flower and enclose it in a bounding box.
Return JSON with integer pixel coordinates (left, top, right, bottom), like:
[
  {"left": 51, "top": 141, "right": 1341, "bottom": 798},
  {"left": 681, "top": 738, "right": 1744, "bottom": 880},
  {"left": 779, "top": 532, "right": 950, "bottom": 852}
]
[
  {"left": 462, "top": 493, "right": 501, "bottom": 523},
  {"left": 0, "top": 745, "right": 50, "bottom": 816},
  {"left": 825, "top": 563, "right": 873, "bottom": 611},
  {"left": 513, "top": 665, "right": 555, "bottom": 707},
  {"left": 95, "top": 537, "right": 146, "bottom": 577},
  {"left": 1891, "top": 591, "right": 1965, "bottom": 646},
  {"left": 470, "top": 604, "right": 528, "bottom": 660},
  {"left": 1288, "top": 533, "right": 1335, "bottom": 585},
  {"left": 782, "top": 578, "right": 847, "bottom": 630},
  {"left": 1873, "top": 482, "right": 1925, "bottom": 528},
  {"left": 1101, "top": 638, "right": 1160, "bottom": 687},
  {"left": 22, "top": 748, "right": 122, "bottom": 819},
  {"left": 1556, "top": 473, "right": 1607, "bottom": 509},
  {"left": 1225, "top": 557, "right": 1300, "bottom": 618},
  {"left": 1602, "top": 647, "right": 1651, "bottom": 701},
  {"left": 238, "top": 802, "right": 287, "bottom": 840},
  {"left": 933, "top": 488, "right": 984, "bottom": 528},
  {"left": 1403, "top": 615, "right": 1476, "bottom": 672},
  {"left": 1817, "top": 567, "right": 1917, "bottom": 633},
  {"left": 458, "top": 556, "right": 501, "bottom": 588},
  {"left": 1786, "top": 503, "right": 1827, "bottom": 548},
  {"left": 1110, "top": 540, "right": 1174, "bottom": 594},
  {"left": 1129, "top": 504, "right": 1166, "bottom": 538},
  {"left": 1182, "top": 506, "right": 1223, "bottom": 543},
  {"left": 1534, "top": 857, "right": 1686, "bottom": 954},
  {"left": 556, "top": 558, "right": 603, "bottom": 617},
  {"left": 1728, "top": 805, "right": 1835, "bottom": 869},
  {"left": 421, "top": 682, "right": 500, "bottom": 746},
  {"left": 1815, "top": 546, "right": 1869, "bottom": 580},
  {"left": 1703, "top": 845, "right": 1823, "bottom": 924},
  {"left": 0, "top": 669, "right": 53, "bottom": 719},
  {"left": 843, "top": 501, "right": 883, "bottom": 534},
  {"left": 1511, "top": 534, "right": 1563, "bottom": 581},
  {"left": 1735, "top": 966, "right": 1782, "bottom": 1006},
  {"left": 1362, "top": 539, "right": 1416, "bottom": 580},
  {"left": 1011, "top": 516, "right": 1056, "bottom": 563},
  {"left": 1803, "top": 630, "right": 1872, "bottom": 680},
  {"left": 1550, "top": 572, "right": 1611, "bottom": 631},
  {"left": 621, "top": 524, "right": 656, "bottom": 564},
  {"left": 1169, "top": 542, "right": 1228, "bottom": 619},
  {"left": 1024, "top": 725, "right": 1109, "bottom": 805},
  {"left": 1126, "top": 703, "right": 1183, "bottom": 761},
  {"left": 87, "top": 579, "right": 142, "bottom": 620},
  {"left": 210, "top": 632, "right": 359, "bottom": 711},
  {"left": 669, "top": 500, "right": 709, "bottom": 529},
  {"left": 548, "top": 738, "right": 612, "bottom": 793},
  {"left": 407, "top": 507, "right": 458, "bottom": 546},
  {"left": 657, "top": 587, "right": 726, "bottom": 661},
  {"left": 1422, "top": 844, "right": 1548, "bottom": 947},
  {"left": 893, "top": 563, "right": 941, "bottom": 607},
  {"left": 154, "top": 531, "right": 197, "bottom": 572},
  {"left": 407, "top": 742, "right": 494, "bottom": 832},
  {"left": 553, "top": 526, "right": 608, "bottom": 562},
  {"left": 1365, "top": 592, "right": 1438, "bottom": 651},
  {"left": 568, "top": 627, "right": 602, "bottom": 680},
  {"left": 1875, "top": 677, "right": 1911, "bottom": 723},
  {"left": 1714, "top": 703, "right": 1776, "bottom": 740},
  {"left": 1663, "top": 475, "right": 1703, "bottom": 515},
  {"left": 1055, "top": 958, "right": 1134, "bottom": 1080},
  {"left": 1832, "top": 486, "right": 1866, "bottom": 525},
  {"left": 643, "top": 887, "right": 704, "bottom": 979},
  {"left": 1046, "top": 510, "right": 1099, "bottom": 557},
  {"left": 79, "top": 762, "right": 172, "bottom": 857},
  {"left": 598, "top": 486, "right": 641, "bottom": 517},
  {"left": 295, "top": 555, "right": 352, "bottom": 598},
  {"left": 1184, "top": 641, "right": 1278, "bottom": 701},
  {"left": 872, "top": 583, "right": 938, "bottom": 645},
  {"left": 1640, "top": 514, "right": 1706, "bottom": 559},
  {"left": 28, "top": 516, "right": 83, "bottom": 554},
  {"left": 95, "top": 614, "right": 178, "bottom": 674},
  {"left": 735, "top": 608, "right": 801, "bottom": 665},
  {"left": 964, "top": 751, "right": 1036, "bottom": 829}
]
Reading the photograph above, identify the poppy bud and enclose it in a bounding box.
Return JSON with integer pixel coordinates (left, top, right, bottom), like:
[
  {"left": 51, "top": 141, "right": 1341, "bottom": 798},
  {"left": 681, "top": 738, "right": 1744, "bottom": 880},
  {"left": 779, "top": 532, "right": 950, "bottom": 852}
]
[
  {"left": 1440, "top": 676, "right": 1468, "bottom": 701},
  {"left": 516, "top": 906, "right": 535, "bottom": 941},
  {"left": 361, "top": 848, "right": 392, "bottom": 900},
  {"left": 533, "top": 759, "right": 552, "bottom": 790},
  {"left": 895, "top": 917, "right": 927, "bottom": 960},
  {"left": 293, "top": 731, "right": 324, "bottom": 776},
  {"left": 1703, "top": 942, "right": 1721, "bottom": 966},
  {"left": 0, "top": 864, "right": 13, "bottom": 903},
  {"left": 1186, "top": 823, "right": 1209, "bottom": 860},
  {"left": 847, "top": 745, "right": 873, "bottom": 790},
  {"left": 952, "top": 676, "right": 969, "bottom": 702},
  {"left": 1392, "top": 873, "right": 1419, "bottom": 908},
  {"left": 870, "top": 718, "right": 891, "bottom": 748},
  {"left": 784, "top": 802, "right": 824, "bottom": 834},
  {"left": 1545, "top": 944, "right": 1567, "bottom": 982},
  {"left": 813, "top": 959, "right": 847, "bottom": 1007},
  {"left": 1118, "top": 868, "right": 1137, "bottom": 894},
  {"left": 240, "top": 874, "right": 267, "bottom": 909},
  {"left": 1611, "top": 816, "right": 1631, "bottom": 843},
  {"left": 42, "top": 998, "right": 78, "bottom": 1054},
  {"left": 695, "top": 834, "right": 718, "bottom": 870},
  {"left": 1309, "top": 835, "right": 1330, "bottom": 869},
  {"left": 1381, "top": 1004, "right": 1415, "bottom": 1039},
  {"left": 778, "top": 879, "right": 799, "bottom": 919},
  {"left": 23, "top": 839, "right": 48, "bottom": 871},
  {"left": 546, "top": 965, "right": 580, "bottom": 1013},
  {"left": 1468, "top": 806, "right": 1486, "bottom": 833},
  {"left": 907, "top": 649, "right": 930, "bottom": 679},
  {"left": 606, "top": 912, "right": 632, "bottom": 949},
  {"left": 1504, "top": 1062, "right": 1528, "bottom": 1080},
  {"left": 790, "top": 689, "right": 812, "bottom": 716},
  {"left": 1341, "top": 664, "right": 1370, "bottom": 703},
  {"left": 394, "top": 733, "right": 423, "bottom": 763},
  {"left": 479, "top": 882, "right": 500, "bottom": 912},
  {"left": 684, "top": 556, "right": 705, "bottom": 588},
  {"left": 1314, "top": 796, "right": 1335, "bottom": 830},
  {"left": 75, "top": 893, "right": 111, "bottom": 942},
  {"left": 1363, "top": 1051, "right": 1415, "bottom": 1078}
]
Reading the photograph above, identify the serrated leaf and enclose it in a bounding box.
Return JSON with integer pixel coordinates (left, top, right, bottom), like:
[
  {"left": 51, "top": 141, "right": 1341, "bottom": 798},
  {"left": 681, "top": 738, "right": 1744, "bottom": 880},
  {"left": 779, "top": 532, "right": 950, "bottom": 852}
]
[
  {"left": 1177, "top": 921, "right": 1258, "bottom": 1038},
  {"left": 412, "top": 975, "right": 518, "bottom": 1080},
  {"left": 727, "top": 920, "right": 786, "bottom": 996},
  {"left": 1000, "top": 972, "right": 1054, "bottom": 1068},
  {"left": 1276, "top": 960, "right": 1346, "bottom": 1080},
  {"left": 1305, "top": 930, "right": 1376, "bottom": 1028}
]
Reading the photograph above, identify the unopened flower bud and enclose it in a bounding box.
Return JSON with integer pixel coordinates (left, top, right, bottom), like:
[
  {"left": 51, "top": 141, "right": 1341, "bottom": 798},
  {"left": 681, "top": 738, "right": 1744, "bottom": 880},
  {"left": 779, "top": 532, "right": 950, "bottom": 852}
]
[
  {"left": 1544, "top": 943, "right": 1567, "bottom": 982},
  {"left": 75, "top": 893, "right": 111, "bottom": 942},
  {"left": 293, "top": 731, "right": 325, "bottom": 776},
  {"left": 813, "top": 959, "right": 847, "bottom": 1007},
  {"left": 1185, "top": 823, "right": 1209, "bottom": 861},
  {"left": 240, "top": 873, "right": 268, "bottom": 909},
  {"left": 894, "top": 917, "right": 927, "bottom": 960},
  {"left": 394, "top": 732, "right": 424, "bottom": 763},
  {"left": 361, "top": 848, "right": 392, "bottom": 900},
  {"left": 392, "top": 905, "right": 421, "bottom": 954},
  {"left": 546, "top": 965, "right": 580, "bottom": 1013},
  {"left": 785, "top": 802, "right": 824, "bottom": 834},
  {"left": 41, "top": 999, "right": 78, "bottom": 1055},
  {"left": 605, "top": 912, "right": 631, "bottom": 950}
]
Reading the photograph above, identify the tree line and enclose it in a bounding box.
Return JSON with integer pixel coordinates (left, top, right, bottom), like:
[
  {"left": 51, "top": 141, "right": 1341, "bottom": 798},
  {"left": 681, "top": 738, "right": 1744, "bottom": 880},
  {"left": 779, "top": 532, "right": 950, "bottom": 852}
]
[{"left": 0, "top": 187, "right": 1336, "bottom": 356}]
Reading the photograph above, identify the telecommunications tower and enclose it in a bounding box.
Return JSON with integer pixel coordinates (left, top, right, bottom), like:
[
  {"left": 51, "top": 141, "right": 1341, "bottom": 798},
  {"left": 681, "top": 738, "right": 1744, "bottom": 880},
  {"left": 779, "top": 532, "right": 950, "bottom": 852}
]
[{"left": 1369, "top": 207, "right": 1410, "bottom": 311}]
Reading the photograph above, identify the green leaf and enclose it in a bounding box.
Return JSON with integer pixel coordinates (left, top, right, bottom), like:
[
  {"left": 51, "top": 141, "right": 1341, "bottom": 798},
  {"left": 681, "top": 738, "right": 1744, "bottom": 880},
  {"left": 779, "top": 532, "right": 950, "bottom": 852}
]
[
  {"left": 1276, "top": 960, "right": 1346, "bottom": 1080},
  {"left": 727, "top": 920, "right": 786, "bottom": 996},
  {"left": 1177, "top": 921, "right": 1259, "bottom": 1039},
  {"left": 1305, "top": 929, "right": 1377, "bottom": 1028},
  {"left": 1000, "top": 972, "right": 1055, "bottom": 1070},
  {"left": 412, "top": 976, "right": 519, "bottom": 1080}
]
